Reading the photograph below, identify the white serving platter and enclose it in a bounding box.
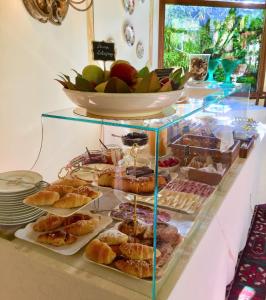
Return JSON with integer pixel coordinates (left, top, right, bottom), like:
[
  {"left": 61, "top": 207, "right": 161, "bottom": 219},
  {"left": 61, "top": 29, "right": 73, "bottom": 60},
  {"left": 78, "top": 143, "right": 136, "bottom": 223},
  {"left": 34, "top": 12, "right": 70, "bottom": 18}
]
[
  {"left": 23, "top": 191, "right": 103, "bottom": 217},
  {"left": 15, "top": 211, "right": 112, "bottom": 256}
]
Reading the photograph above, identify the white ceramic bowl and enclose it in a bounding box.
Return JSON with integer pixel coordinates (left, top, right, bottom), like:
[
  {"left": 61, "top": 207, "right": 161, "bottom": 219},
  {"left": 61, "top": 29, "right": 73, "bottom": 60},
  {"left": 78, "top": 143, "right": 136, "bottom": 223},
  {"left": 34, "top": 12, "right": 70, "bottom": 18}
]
[{"left": 64, "top": 88, "right": 184, "bottom": 118}]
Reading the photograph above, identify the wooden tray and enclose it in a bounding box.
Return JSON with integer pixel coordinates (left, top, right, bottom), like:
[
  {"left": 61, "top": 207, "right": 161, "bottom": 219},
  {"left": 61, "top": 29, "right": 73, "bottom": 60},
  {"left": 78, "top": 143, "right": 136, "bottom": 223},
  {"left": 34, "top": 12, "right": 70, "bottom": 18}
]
[
  {"left": 239, "top": 137, "right": 255, "bottom": 159},
  {"left": 170, "top": 134, "right": 240, "bottom": 165}
]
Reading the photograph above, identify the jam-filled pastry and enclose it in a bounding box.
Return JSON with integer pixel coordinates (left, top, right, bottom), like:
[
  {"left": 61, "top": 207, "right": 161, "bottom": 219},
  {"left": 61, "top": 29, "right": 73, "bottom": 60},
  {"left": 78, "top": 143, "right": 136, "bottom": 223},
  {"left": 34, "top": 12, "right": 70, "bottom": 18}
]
[
  {"left": 37, "top": 231, "right": 77, "bottom": 247},
  {"left": 64, "top": 218, "right": 100, "bottom": 236},
  {"left": 24, "top": 191, "right": 60, "bottom": 206},
  {"left": 118, "top": 219, "right": 147, "bottom": 237},
  {"left": 75, "top": 186, "right": 99, "bottom": 199},
  {"left": 63, "top": 213, "right": 92, "bottom": 226},
  {"left": 115, "top": 259, "right": 153, "bottom": 278},
  {"left": 33, "top": 214, "right": 65, "bottom": 232},
  {"left": 53, "top": 193, "right": 91, "bottom": 209},
  {"left": 119, "top": 243, "right": 161, "bottom": 260},
  {"left": 85, "top": 239, "right": 116, "bottom": 264}
]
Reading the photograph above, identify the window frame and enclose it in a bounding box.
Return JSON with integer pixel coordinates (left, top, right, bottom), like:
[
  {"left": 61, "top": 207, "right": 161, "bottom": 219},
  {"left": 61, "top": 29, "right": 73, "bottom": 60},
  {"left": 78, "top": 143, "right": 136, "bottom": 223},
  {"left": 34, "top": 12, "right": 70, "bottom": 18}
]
[{"left": 158, "top": 0, "right": 266, "bottom": 95}]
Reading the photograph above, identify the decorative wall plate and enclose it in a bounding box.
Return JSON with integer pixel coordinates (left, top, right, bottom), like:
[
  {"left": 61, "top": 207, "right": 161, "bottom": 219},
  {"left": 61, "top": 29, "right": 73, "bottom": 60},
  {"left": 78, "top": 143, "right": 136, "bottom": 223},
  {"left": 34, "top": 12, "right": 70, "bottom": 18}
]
[
  {"left": 123, "top": 0, "right": 135, "bottom": 15},
  {"left": 124, "top": 22, "right": 135, "bottom": 47},
  {"left": 136, "top": 41, "right": 144, "bottom": 59}
]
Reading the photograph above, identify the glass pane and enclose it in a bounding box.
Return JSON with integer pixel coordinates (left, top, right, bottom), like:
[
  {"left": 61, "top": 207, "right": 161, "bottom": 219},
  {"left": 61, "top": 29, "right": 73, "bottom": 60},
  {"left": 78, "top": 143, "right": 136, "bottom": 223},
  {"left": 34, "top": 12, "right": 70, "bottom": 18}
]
[{"left": 164, "top": 4, "right": 265, "bottom": 91}]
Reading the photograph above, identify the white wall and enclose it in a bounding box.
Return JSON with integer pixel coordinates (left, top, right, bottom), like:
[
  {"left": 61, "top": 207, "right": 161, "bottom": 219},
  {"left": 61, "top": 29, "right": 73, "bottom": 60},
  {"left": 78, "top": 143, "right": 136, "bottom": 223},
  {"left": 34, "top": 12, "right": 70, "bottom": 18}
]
[
  {"left": 0, "top": 2, "right": 100, "bottom": 179},
  {"left": 93, "top": 0, "right": 158, "bottom": 70}
]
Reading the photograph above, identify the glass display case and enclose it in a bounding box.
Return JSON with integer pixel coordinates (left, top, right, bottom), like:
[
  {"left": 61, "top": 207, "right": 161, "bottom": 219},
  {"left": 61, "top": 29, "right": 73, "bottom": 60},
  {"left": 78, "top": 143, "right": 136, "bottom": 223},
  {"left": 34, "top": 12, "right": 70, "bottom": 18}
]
[{"left": 12, "top": 83, "right": 258, "bottom": 300}]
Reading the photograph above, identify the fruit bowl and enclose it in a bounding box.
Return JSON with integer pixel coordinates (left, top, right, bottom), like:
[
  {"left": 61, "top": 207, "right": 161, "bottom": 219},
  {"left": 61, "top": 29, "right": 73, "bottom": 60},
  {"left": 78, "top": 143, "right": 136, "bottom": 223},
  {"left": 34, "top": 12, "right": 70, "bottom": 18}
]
[
  {"left": 64, "top": 88, "right": 184, "bottom": 118},
  {"left": 158, "top": 156, "right": 180, "bottom": 173}
]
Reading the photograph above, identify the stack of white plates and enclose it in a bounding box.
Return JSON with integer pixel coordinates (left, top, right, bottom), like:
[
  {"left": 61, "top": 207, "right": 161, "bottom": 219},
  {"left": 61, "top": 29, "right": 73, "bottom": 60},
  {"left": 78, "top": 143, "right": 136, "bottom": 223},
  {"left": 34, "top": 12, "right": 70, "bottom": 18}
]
[{"left": 0, "top": 170, "right": 45, "bottom": 226}]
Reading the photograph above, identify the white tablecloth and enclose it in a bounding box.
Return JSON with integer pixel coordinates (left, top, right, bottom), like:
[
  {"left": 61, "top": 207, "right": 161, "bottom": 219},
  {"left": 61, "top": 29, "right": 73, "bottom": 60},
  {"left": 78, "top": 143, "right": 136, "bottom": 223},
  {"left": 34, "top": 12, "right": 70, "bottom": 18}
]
[{"left": 166, "top": 107, "right": 266, "bottom": 300}]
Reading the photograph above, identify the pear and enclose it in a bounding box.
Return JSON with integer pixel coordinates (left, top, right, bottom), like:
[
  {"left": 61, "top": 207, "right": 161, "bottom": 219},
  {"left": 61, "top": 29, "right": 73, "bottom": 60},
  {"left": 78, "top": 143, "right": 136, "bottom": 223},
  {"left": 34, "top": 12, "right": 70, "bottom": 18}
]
[
  {"left": 95, "top": 81, "right": 108, "bottom": 92},
  {"left": 104, "top": 77, "right": 131, "bottom": 93},
  {"left": 135, "top": 71, "right": 161, "bottom": 93},
  {"left": 131, "top": 78, "right": 143, "bottom": 92}
]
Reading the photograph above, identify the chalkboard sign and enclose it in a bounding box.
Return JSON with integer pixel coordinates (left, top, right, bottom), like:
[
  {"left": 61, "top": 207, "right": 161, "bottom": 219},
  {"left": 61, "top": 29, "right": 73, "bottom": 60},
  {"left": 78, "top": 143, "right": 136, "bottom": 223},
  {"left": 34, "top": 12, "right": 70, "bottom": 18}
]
[
  {"left": 155, "top": 68, "right": 174, "bottom": 80},
  {"left": 92, "top": 41, "right": 115, "bottom": 61}
]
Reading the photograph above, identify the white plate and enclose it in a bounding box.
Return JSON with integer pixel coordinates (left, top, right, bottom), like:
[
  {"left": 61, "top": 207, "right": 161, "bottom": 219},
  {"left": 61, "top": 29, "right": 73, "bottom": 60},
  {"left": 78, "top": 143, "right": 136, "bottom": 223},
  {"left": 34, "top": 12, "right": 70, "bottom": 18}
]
[
  {"left": 0, "top": 171, "right": 42, "bottom": 193},
  {"left": 23, "top": 192, "right": 103, "bottom": 217},
  {"left": 0, "top": 212, "right": 45, "bottom": 226},
  {"left": 15, "top": 211, "right": 112, "bottom": 255}
]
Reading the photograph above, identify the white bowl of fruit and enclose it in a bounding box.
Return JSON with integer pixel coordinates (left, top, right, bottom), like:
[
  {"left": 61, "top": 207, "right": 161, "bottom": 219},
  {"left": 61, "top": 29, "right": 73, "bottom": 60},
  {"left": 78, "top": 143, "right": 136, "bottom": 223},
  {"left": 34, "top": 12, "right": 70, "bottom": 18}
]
[
  {"left": 158, "top": 156, "right": 180, "bottom": 173},
  {"left": 57, "top": 61, "right": 187, "bottom": 118}
]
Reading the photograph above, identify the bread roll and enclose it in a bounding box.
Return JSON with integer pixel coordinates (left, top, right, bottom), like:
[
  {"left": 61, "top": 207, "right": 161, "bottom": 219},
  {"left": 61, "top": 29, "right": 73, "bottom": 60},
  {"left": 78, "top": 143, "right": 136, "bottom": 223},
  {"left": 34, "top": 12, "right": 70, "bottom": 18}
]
[
  {"left": 85, "top": 239, "right": 116, "bottom": 264},
  {"left": 33, "top": 214, "right": 65, "bottom": 232},
  {"left": 53, "top": 193, "right": 91, "bottom": 209},
  {"left": 64, "top": 218, "right": 99, "bottom": 236},
  {"left": 45, "top": 185, "right": 75, "bottom": 197},
  {"left": 98, "top": 229, "right": 128, "bottom": 245},
  {"left": 24, "top": 191, "right": 60, "bottom": 206},
  {"left": 37, "top": 231, "right": 77, "bottom": 247},
  {"left": 115, "top": 259, "right": 153, "bottom": 278},
  {"left": 119, "top": 243, "right": 161, "bottom": 260}
]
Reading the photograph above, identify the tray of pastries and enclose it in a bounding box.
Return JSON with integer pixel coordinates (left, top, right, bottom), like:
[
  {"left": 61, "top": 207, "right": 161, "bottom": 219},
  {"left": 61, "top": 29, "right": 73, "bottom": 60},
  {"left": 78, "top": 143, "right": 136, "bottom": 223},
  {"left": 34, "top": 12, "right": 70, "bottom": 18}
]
[
  {"left": 15, "top": 210, "right": 112, "bottom": 255},
  {"left": 23, "top": 178, "right": 102, "bottom": 217},
  {"left": 83, "top": 218, "right": 184, "bottom": 280},
  {"left": 97, "top": 166, "right": 169, "bottom": 196}
]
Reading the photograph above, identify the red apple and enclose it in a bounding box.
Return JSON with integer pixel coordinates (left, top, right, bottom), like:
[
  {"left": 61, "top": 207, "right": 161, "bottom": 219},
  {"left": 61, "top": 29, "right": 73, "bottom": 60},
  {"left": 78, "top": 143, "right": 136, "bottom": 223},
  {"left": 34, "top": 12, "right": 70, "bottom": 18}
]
[{"left": 110, "top": 63, "right": 137, "bottom": 86}]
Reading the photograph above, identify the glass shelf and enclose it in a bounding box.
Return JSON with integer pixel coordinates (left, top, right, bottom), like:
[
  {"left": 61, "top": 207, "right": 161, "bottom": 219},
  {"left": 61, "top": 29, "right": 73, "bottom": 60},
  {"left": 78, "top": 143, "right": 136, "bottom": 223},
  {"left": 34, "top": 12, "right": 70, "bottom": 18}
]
[{"left": 42, "top": 83, "right": 250, "bottom": 132}]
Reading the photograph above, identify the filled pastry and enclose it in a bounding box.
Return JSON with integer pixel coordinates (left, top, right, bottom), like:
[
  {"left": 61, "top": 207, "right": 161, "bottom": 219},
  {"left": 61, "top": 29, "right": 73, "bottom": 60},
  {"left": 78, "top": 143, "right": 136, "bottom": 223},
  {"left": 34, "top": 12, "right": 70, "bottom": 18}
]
[
  {"left": 118, "top": 219, "right": 147, "bottom": 237},
  {"left": 64, "top": 218, "right": 100, "bottom": 236},
  {"left": 98, "top": 229, "right": 128, "bottom": 245},
  {"left": 53, "top": 178, "right": 88, "bottom": 188},
  {"left": 75, "top": 186, "right": 99, "bottom": 199},
  {"left": 33, "top": 214, "right": 65, "bottom": 232},
  {"left": 119, "top": 243, "right": 161, "bottom": 260},
  {"left": 85, "top": 239, "right": 116, "bottom": 264},
  {"left": 37, "top": 231, "right": 77, "bottom": 247},
  {"left": 45, "top": 184, "right": 75, "bottom": 197},
  {"left": 114, "top": 259, "right": 153, "bottom": 278},
  {"left": 63, "top": 213, "right": 92, "bottom": 226}
]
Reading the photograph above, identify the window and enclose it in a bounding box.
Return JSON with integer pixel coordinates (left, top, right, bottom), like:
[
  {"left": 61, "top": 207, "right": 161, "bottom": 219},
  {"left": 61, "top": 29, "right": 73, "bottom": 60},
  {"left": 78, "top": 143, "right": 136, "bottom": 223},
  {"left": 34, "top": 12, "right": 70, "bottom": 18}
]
[{"left": 159, "top": 0, "right": 266, "bottom": 94}]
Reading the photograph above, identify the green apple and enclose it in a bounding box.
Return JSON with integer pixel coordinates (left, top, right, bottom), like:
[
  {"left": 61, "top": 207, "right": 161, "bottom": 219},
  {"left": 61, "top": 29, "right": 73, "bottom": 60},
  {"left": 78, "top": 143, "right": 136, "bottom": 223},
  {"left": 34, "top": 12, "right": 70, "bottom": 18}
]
[{"left": 82, "top": 65, "right": 104, "bottom": 85}]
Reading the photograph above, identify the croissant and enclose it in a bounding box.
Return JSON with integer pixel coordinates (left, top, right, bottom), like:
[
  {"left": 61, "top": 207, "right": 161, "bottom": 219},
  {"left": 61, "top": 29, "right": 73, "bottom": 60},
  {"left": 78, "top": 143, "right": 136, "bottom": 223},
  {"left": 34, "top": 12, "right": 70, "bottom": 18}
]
[
  {"left": 24, "top": 191, "right": 60, "bottom": 206},
  {"left": 33, "top": 214, "right": 65, "bottom": 232},
  {"left": 98, "top": 229, "right": 128, "bottom": 245},
  {"left": 64, "top": 218, "right": 99, "bottom": 236},
  {"left": 37, "top": 231, "right": 77, "bottom": 247},
  {"left": 63, "top": 213, "right": 92, "bottom": 226},
  {"left": 85, "top": 239, "right": 116, "bottom": 265},
  {"left": 53, "top": 178, "right": 88, "bottom": 188},
  {"left": 45, "top": 185, "right": 75, "bottom": 197},
  {"left": 119, "top": 243, "right": 161, "bottom": 260},
  {"left": 115, "top": 259, "right": 153, "bottom": 278},
  {"left": 53, "top": 193, "right": 91, "bottom": 209}
]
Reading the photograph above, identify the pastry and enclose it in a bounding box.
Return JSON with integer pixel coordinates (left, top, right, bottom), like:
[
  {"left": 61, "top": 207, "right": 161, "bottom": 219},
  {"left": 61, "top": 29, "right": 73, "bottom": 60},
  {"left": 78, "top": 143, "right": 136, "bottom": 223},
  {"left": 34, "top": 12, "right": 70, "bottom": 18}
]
[
  {"left": 115, "top": 259, "right": 153, "bottom": 278},
  {"left": 64, "top": 218, "right": 99, "bottom": 236},
  {"left": 53, "top": 193, "right": 91, "bottom": 208},
  {"left": 119, "top": 243, "right": 161, "bottom": 260},
  {"left": 45, "top": 185, "right": 75, "bottom": 197},
  {"left": 53, "top": 178, "right": 88, "bottom": 188},
  {"left": 63, "top": 213, "right": 92, "bottom": 226},
  {"left": 24, "top": 191, "right": 60, "bottom": 206},
  {"left": 37, "top": 231, "right": 77, "bottom": 247},
  {"left": 118, "top": 219, "right": 147, "bottom": 237},
  {"left": 76, "top": 186, "right": 99, "bottom": 199},
  {"left": 98, "top": 166, "right": 167, "bottom": 194},
  {"left": 98, "top": 229, "right": 128, "bottom": 245},
  {"left": 85, "top": 239, "right": 116, "bottom": 264},
  {"left": 109, "top": 244, "right": 122, "bottom": 256},
  {"left": 33, "top": 214, "right": 65, "bottom": 232}
]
